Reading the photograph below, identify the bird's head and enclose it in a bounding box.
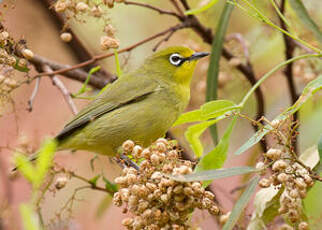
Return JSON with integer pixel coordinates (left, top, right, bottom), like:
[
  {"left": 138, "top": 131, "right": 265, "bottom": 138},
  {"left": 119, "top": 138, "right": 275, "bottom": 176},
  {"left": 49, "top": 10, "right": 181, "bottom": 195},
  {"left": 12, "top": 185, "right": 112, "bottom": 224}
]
[{"left": 143, "top": 46, "right": 209, "bottom": 85}]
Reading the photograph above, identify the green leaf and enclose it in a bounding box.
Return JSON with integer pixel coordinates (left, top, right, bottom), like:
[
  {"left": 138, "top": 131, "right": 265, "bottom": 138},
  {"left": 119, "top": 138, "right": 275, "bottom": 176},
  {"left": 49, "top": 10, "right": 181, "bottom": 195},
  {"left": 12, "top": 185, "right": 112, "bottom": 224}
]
[
  {"left": 13, "top": 58, "right": 30, "bottom": 72},
  {"left": 289, "top": 0, "right": 322, "bottom": 45},
  {"left": 247, "top": 186, "right": 282, "bottom": 230},
  {"left": 102, "top": 176, "right": 118, "bottom": 193},
  {"left": 201, "top": 100, "right": 238, "bottom": 118},
  {"left": 170, "top": 166, "right": 257, "bottom": 182},
  {"left": 299, "top": 146, "right": 319, "bottom": 170},
  {"left": 89, "top": 175, "right": 101, "bottom": 186},
  {"left": 314, "top": 134, "right": 322, "bottom": 173},
  {"left": 223, "top": 175, "right": 260, "bottom": 230},
  {"left": 184, "top": 119, "right": 219, "bottom": 157},
  {"left": 206, "top": 2, "right": 234, "bottom": 145},
  {"left": 173, "top": 100, "right": 237, "bottom": 126},
  {"left": 318, "top": 134, "right": 322, "bottom": 163},
  {"left": 35, "top": 139, "right": 57, "bottom": 188},
  {"left": 195, "top": 116, "right": 237, "bottom": 174},
  {"left": 20, "top": 203, "right": 40, "bottom": 230},
  {"left": 114, "top": 49, "right": 122, "bottom": 77},
  {"left": 236, "top": 75, "right": 322, "bottom": 155},
  {"left": 185, "top": 0, "right": 220, "bottom": 15}
]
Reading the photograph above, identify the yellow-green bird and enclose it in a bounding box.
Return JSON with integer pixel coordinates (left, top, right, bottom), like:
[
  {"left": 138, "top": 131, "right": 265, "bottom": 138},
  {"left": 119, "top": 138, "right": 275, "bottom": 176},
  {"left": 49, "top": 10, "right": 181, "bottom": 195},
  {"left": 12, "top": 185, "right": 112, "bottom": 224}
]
[{"left": 54, "top": 46, "right": 208, "bottom": 156}]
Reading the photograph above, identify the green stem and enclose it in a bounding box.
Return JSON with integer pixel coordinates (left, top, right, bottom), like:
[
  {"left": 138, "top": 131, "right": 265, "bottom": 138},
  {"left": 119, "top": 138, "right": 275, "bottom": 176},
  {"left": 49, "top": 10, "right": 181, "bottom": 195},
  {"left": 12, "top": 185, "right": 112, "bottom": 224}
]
[
  {"left": 269, "top": 0, "right": 290, "bottom": 28},
  {"left": 239, "top": 53, "right": 321, "bottom": 107},
  {"left": 239, "top": 0, "right": 321, "bottom": 53}
]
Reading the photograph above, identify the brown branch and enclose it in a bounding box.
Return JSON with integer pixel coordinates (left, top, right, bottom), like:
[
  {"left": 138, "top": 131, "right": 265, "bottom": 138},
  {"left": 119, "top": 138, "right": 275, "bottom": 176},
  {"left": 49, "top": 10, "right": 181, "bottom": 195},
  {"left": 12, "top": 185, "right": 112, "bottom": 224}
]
[
  {"left": 169, "top": 0, "right": 185, "bottom": 17},
  {"left": 28, "top": 54, "right": 112, "bottom": 89},
  {"left": 279, "top": 0, "right": 298, "bottom": 153},
  {"left": 124, "top": 1, "right": 182, "bottom": 19},
  {"left": 42, "top": 65, "right": 78, "bottom": 115},
  {"left": 33, "top": 23, "right": 188, "bottom": 79}
]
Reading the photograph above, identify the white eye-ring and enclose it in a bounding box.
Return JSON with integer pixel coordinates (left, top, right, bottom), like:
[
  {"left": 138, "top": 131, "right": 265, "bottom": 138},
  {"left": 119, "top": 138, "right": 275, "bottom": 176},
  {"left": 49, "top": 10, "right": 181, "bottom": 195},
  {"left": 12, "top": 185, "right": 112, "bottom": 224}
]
[{"left": 169, "top": 53, "right": 183, "bottom": 66}]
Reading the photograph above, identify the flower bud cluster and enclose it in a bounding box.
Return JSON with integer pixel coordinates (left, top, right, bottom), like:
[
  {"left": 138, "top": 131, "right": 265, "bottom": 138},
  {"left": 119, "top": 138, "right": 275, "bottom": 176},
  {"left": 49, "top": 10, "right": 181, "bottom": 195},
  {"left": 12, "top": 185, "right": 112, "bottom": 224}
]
[
  {"left": 258, "top": 148, "right": 314, "bottom": 228},
  {"left": 113, "top": 139, "right": 219, "bottom": 229},
  {"left": 54, "top": 0, "right": 120, "bottom": 49}
]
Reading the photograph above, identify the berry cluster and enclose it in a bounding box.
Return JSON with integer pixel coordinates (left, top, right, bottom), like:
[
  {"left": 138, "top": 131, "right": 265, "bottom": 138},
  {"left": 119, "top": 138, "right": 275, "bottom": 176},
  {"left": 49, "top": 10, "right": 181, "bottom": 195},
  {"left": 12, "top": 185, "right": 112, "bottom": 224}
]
[
  {"left": 113, "top": 139, "right": 219, "bottom": 230},
  {"left": 258, "top": 148, "right": 314, "bottom": 229},
  {"left": 54, "top": 0, "right": 120, "bottom": 49}
]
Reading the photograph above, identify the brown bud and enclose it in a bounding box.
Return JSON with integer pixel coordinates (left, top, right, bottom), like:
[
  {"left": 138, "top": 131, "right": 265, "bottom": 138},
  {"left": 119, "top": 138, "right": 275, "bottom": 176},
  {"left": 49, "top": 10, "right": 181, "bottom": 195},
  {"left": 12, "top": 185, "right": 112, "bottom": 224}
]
[{"left": 60, "top": 32, "right": 72, "bottom": 42}]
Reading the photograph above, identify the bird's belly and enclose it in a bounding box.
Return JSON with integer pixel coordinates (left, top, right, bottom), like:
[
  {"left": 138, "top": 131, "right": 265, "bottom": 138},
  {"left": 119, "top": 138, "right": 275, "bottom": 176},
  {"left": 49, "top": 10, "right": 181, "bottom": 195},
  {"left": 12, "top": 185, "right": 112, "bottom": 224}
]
[{"left": 60, "top": 96, "right": 179, "bottom": 156}]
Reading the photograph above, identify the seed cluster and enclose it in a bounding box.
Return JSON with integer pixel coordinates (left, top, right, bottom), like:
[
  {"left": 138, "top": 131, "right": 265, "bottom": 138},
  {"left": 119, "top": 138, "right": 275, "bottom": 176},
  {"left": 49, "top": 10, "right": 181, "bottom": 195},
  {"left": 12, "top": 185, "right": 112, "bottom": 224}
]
[
  {"left": 258, "top": 148, "right": 314, "bottom": 229},
  {"left": 54, "top": 0, "right": 120, "bottom": 49},
  {"left": 113, "top": 139, "right": 219, "bottom": 230}
]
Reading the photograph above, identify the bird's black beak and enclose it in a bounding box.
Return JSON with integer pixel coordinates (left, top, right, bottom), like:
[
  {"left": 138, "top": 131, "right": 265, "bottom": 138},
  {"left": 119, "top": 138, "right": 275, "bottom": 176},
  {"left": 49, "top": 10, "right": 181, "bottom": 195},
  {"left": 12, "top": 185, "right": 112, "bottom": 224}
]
[{"left": 188, "top": 52, "right": 210, "bottom": 61}]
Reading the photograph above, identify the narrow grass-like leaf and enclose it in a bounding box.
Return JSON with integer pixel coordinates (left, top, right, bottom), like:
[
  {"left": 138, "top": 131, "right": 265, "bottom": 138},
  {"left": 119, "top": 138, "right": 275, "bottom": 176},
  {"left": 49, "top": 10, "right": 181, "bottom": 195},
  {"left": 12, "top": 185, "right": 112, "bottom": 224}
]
[
  {"left": 201, "top": 100, "right": 238, "bottom": 118},
  {"left": 206, "top": 2, "right": 234, "bottom": 145},
  {"left": 223, "top": 175, "right": 260, "bottom": 230},
  {"left": 185, "top": 0, "right": 220, "bottom": 15},
  {"left": 170, "top": 166, "right": 257, "bottom": 182},
  {"left": 103, "top": 176, "right": 118, "bottom": 193},
  {"left": 72, "top": 66, "right": 101, "bottom": 98},
  {"left": 195, "top": 116, "right": 237, "bottom": 174},
  {"left": 236, "top": 75, "right": 322, "bottom": 155},
  {"left": 114, "top": 49, "right": 122, "bottom": 77},
  {"left": 314, "top": 134, "right": 322, "bottom": 174},
  {"left": 173, "top": 100, "right": 237, "bottom": 126},
  {"left": 289, "top": 0, "right": 322, "bottom": 45},
  {"left": 185, "top": 119, "right": 219, "bottom": 157}
]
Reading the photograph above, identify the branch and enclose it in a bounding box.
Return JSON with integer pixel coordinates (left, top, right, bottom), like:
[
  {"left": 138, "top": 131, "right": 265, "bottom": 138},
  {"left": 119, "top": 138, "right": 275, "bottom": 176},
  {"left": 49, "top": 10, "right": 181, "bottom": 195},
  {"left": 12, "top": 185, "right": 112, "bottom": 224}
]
[
  {"left": 124, "top": 1, "right": 182, "bottom": 19},
  {"left": 33, "top": 23, "right": 188, "bottom": 79},
  {"left": 42, "top": 65, "right": 78, "bottom": 115},
  {"left": 28, "top": 54, "right": 112, "bottom": 89},
  {"left": 279, "top": 0, "right": 298, "bottom": 153}
]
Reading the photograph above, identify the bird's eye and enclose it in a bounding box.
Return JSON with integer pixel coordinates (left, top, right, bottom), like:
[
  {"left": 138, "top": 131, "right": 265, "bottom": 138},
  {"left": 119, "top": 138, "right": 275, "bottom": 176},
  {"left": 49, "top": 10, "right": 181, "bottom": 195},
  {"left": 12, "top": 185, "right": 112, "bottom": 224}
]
[{"left": 169, "top": 53, "right": 183, "bottom": 66}]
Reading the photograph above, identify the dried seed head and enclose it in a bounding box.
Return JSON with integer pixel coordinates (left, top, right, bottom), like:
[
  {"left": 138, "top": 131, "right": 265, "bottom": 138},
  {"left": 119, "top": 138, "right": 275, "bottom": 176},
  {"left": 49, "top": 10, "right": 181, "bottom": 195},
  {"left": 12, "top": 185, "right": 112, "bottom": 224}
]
[
  {"left": 219, "top": 212, "right": 230, "bottom": 225},
  {"left": 156, "top": 142, "right": 167, "bottom": 152},
  {"left": 100, "top": 36, "right": 119, "bottom": 50},
  {"left": 277, "top": 173, "right": 289, "bottom": 183},
  {"left": 122, "top": 218, "right": 133, "bottom": 227},
  {"left": 150, "top": 153, "right": 160, "bottom": 165},
  {"left": 132, "top": 145, "right": 142, "bottom": 157},
  {"left": 266, "top": 148, "right": 282, "bottom": 160},
  {"left": 104, "top": 24, "right": 116, "bottom": 36},
  {"left": 55, "top": 0, "right": 69, "bottom": 12},
  {"left": 76, "top": 2, "right": 88, "bottom": 12},
  {"left": 272, "top": 160, "right": 288, "bottom": 171},
  {"left": 259, "top": 178, "right": 271, "bottom": 188},
  {"left": 294, "top": 177, "right": 307, "bottom": 189},
  {"left": 255, "top": 161, "right": 265, "bottom": 171},
  {"left": 55, "top": 176, "right": 68, "bottom": 189},
  {"left": 91, "top": 6, "right": 103, "bottom": 17},
  {"left": 298, "top": 222, "right": 309, "bottom": 230},
  {"left": 21, "top": 49, "right": 34, "bottom": 59},
  {"left": 122, "top": 140, "right": 135, "bottom": 153},
  {"left": 60, "top": 32, "right": 72, "bottom": 42}
]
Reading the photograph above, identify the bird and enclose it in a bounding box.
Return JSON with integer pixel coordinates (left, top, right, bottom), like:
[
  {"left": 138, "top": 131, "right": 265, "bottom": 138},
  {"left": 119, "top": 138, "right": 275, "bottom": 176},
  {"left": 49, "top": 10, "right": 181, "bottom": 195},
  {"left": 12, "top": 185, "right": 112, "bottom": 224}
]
[{"left": 30, "top": 46, "right": 209, "bottom": 161}]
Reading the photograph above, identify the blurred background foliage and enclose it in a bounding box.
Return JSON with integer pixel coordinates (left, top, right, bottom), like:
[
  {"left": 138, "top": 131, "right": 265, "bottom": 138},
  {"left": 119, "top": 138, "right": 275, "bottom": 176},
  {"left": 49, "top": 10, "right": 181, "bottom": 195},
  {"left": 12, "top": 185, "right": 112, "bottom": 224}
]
[{"left": 0, "top": 0, "right": 321, "bottom": 229}]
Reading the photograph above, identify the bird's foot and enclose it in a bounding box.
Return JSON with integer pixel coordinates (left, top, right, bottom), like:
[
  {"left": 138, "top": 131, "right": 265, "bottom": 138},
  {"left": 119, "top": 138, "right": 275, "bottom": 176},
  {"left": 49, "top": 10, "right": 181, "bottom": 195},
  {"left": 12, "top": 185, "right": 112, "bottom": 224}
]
[{"left": 114, "top": 154, "right": 140, "bottom": 171}]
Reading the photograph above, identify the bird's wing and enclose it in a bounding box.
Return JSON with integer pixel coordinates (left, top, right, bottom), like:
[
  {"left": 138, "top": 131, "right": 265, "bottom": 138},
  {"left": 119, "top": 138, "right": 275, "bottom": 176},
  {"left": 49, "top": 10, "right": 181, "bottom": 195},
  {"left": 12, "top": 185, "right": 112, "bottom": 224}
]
[{"left": 56, "top": 75, "right": 160, "bottom": 141}]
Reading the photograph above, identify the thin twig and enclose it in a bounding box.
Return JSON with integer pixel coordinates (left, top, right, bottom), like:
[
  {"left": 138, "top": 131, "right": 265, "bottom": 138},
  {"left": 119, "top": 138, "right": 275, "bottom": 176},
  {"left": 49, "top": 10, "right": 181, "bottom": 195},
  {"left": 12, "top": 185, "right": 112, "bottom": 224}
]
[
  {"left": 27, "top": 77, "right": 41, "bottom": 112},
  {"left": 33, "top": 23, "right": 188, "bottom": 79},
  {"left": 169, "top": 0, "right": 185, "bottom": 16},
  {"left": 42, "top": 65, "right": 78, "bottom": 115},
  {"left": 124, "top": 1, "right": 182, "bottom": 19},
  {"left": 153, "top": 29, "right": 177, "bottom": 51},
  {"left": 279, "top": 0, "right": 298, "bottom": 153}
]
